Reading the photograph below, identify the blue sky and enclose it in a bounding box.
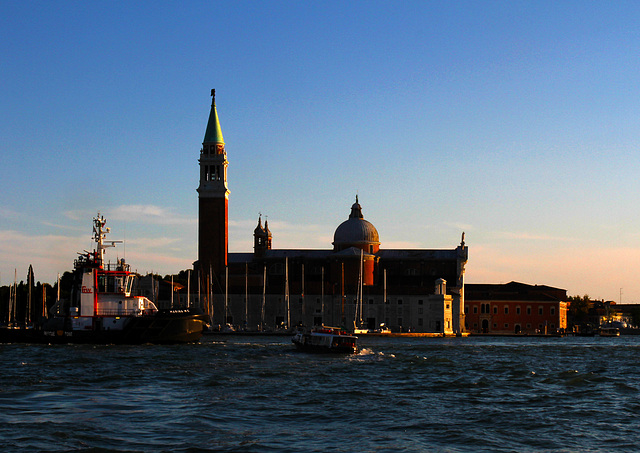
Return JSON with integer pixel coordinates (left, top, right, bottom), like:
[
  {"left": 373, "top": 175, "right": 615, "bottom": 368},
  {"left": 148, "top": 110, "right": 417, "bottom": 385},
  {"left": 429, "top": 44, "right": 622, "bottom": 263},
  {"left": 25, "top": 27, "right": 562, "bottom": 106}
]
[{"left": 2, "top": 1, "right": 640, "bottom": 302}]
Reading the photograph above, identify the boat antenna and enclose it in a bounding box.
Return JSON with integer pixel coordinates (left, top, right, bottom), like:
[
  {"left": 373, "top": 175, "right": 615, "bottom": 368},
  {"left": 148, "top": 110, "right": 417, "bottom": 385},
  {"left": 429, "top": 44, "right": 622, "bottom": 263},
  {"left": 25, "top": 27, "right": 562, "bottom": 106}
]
[{"left": 93, "top": 213, "right": 122, "bottom": 269}]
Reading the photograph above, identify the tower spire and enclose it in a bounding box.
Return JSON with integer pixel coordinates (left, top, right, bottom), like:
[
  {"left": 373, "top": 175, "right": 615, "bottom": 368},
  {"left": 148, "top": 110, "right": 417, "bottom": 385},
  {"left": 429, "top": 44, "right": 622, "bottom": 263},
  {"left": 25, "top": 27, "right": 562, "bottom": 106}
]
[{"left": 204, "top": 89, "right": 225, "bottom": 145}]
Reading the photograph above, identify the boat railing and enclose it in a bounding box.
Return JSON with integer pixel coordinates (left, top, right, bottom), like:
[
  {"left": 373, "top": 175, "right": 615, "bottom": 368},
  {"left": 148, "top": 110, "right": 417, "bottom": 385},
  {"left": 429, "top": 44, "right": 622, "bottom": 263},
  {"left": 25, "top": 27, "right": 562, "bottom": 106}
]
[
  {"left": 95, "top": 309, "right": 140, "bottom": 317},
  {"left": 103, "top": 262, "right": 131, "bottom": 272}
]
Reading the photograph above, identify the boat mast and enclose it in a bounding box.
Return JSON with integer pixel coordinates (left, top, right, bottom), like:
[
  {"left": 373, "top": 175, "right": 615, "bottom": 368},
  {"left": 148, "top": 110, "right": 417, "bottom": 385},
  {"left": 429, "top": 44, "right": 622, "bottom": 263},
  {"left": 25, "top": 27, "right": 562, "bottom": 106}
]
[
  {"left": 383, "top": 268, "right": 387, "bottom": 328},
  {"left": 225, "top": 266, "right": 229, "bottom": 325},
  {"left": 285, "top": 257, "right": 290, "bottom": 329},
  {"left": 245, "top": 262, "right": 248, "bottom": 328},
  {"left": 321, "top": 266, "right": 325, "bottom": 326},
  {"left": 92, "top": 214, "right": 120, "bottom": 269},
  {"left": 261, "top": 265, "right": 266, "bottom": 331},
  {"left": 56, "top": 273, "right": 60, "bottom": 316},
  {"left": 151, "top": 273, "right": 155, "bottom": 304},
  {"left": 41, "top": 283, "right": 47, "bottom": 319},
  {"left": 301, "top": 263, "right": 305, "bottom": 324},
  {"left": 209, "top": 264, "right": 213, "bottom": 322},
  {"left": 27, "top": 265, "right": 33, "bottom": 325},
  {"left": 359, "top": 249, "right": 363, "bottom": 329},
  {"left": 341, "top": 262, "right": 345, "bottom": 326},
  {"left": 12, "top": 269, "right": 16, "bottom": 326},
  {"left": 187, "top": 269, "right": 191, "bottom": 308},
  {"left": 8, "top": 270, "right": 14, "bottom": 325}
]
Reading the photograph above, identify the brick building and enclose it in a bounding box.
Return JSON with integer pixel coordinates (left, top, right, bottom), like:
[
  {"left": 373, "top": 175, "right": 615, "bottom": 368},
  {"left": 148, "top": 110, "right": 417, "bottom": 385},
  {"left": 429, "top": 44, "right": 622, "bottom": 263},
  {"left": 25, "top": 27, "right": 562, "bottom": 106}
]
[{"left": 465, "top": 282, "right": 568, "bottom": 334}]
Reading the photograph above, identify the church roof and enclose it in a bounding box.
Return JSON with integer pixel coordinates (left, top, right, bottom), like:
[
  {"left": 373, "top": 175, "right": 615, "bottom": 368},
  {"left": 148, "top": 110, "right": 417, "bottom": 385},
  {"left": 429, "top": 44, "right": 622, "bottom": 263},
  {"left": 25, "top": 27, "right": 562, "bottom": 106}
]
[
  {"left": 261, "top": 250, "right": 333, "bottom": 260},
  {"left": 203, "top": 89, "right": 225, "bottom": 144},
  {"left": 333, "top": 196, "right": 380, "bottom": 246},
  {"left": 465, "top": 282, "right": 567, "bottom": 301},
  {"left": 377, "top": 249, "right": 458, "bottom": 260}
]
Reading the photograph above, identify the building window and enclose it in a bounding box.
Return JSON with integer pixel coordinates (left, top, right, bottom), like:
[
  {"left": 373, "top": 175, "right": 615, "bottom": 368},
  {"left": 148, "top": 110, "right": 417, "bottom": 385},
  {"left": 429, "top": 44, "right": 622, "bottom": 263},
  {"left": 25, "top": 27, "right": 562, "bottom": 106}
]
[
  {"left": 493, "top": 323, "right": 497, "bottom": 328},
  {"left": 369, "top": 299, "right": 374, "bottom": 305},
  {"left": 418, "top": 318, "right": 423, "bottom": 326},
  {"left": 465, "top": 307, "right": 469, "bottom": 314},
  {"left": 493, "top": 306, "right": 498, "bottom": 314},
  {"left": 551, "top": 307, "right": 556, "bottom": 316},
  {"left": 526, "top": 323, "right": 531, "bottom": 329},
  {"left": 418, "top": 307, "right": 423, "bottom": 314},
  {"left": 516, "top": 306, "right": 521, "bottom": 315},
  {"left": 527, "top": 306, "right": 532, "bottom": 315},
  {"left": 504, "top": 323, "right": 509, "bottom": 328},
  {"left": 473, "top": 306, "right": 478, "bottom": 314},
  {"left": 397, "top": 299, "right": 403, "bottom": 305},
  {"left": 538, "top": 307, "right": 543, "bottom": 315},
  {"left": 446, "top": 304, "right": 450, "bottom": 310},
  {"left": 418, "top": 299, "right": 424, "bottom": 305},
  {"left": 504, "top": 306, "right": 509, "bottom": 314}
]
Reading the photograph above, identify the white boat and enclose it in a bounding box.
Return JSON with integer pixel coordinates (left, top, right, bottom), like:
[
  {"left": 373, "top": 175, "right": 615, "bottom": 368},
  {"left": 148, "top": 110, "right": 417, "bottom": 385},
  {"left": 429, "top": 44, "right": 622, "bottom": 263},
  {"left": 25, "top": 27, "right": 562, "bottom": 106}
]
[
  {"left": 599, "top": 326, "right": 621, "bottom": 337},
  {"left": 375, "top": 323, "right": 392, "bottom": 334},
  {"left": 1, "top": 214, "right": 209, "bottom": 344},
  {"left": 292, "top": 326, "right": 358, "bottom": 353}
]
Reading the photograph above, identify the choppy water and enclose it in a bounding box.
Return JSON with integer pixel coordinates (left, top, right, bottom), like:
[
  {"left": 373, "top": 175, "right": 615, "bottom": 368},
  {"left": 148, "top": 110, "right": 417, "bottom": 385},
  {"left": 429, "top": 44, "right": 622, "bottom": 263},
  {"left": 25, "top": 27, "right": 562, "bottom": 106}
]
[{"left": 1, "top": 335, "right": 639, "bottom": 452}]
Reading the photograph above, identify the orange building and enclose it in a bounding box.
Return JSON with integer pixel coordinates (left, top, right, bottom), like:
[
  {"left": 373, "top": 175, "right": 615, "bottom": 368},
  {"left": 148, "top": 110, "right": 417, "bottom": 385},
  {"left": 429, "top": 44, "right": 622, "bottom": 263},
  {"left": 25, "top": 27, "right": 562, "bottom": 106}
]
[{"left": 465, "top": 282, "right": 567, "bottom": 334}]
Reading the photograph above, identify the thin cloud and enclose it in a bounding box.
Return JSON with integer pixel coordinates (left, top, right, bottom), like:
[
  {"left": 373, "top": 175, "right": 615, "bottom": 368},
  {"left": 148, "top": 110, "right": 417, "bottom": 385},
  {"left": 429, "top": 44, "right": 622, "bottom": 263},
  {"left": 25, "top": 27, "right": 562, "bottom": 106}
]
[
  {"left": 65, "top": 205, "right": 195, "bottom": 226},
  {"left": 110, "top": 205, "right": 195, "bottom": 226},
  {"left": 0, "top": 206, "right": 23, "bottom": 221},
  {"left": 498, "top": 231, "right": 578, "bottom": 242}
]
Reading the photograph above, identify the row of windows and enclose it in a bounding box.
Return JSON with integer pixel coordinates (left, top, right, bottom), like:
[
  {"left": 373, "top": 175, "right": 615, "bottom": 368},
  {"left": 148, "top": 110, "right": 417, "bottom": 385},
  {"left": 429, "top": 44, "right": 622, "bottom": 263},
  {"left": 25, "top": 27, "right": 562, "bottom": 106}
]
[
  {"left": 470, "top": 305, "right": 556, "bottom": 316},
  {"left": 472, "top": 322, "right": 557, "bottom": 330}
]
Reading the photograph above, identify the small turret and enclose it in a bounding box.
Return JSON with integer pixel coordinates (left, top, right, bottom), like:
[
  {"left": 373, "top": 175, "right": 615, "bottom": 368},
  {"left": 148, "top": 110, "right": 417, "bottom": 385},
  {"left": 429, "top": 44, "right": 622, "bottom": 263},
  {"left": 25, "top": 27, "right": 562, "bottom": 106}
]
[{"left": 254, "top": 215, "right": 272, "bottom": 257}]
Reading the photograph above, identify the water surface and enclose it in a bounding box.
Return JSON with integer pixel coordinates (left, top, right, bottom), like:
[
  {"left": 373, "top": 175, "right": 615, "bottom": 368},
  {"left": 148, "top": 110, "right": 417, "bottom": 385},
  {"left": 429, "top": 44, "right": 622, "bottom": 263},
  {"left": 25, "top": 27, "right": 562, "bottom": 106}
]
[{"left": 1, "top": 335, "right": 638, "bottom": 452}]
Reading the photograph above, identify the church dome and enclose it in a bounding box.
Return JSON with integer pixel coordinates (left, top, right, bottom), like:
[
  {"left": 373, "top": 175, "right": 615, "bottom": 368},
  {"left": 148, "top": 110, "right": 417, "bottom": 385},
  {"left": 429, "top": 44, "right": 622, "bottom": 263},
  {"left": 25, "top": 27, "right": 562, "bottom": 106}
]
[{"left": 333, "top": 196, "right": 380, "bottom": 250}]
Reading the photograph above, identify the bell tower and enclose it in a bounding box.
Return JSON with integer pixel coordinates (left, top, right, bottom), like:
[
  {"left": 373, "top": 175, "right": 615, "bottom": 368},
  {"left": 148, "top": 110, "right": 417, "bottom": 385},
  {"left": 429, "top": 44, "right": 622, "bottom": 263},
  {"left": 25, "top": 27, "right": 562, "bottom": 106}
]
[{"left": 197, "top": 89, "right": 229, "bottom": 277}]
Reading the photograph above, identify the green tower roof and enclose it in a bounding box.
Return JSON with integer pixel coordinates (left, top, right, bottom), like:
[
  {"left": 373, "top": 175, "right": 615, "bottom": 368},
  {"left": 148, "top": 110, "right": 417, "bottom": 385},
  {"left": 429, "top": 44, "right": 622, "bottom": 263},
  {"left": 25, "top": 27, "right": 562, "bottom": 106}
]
[{"left": 203, "top": 89, "right": 225, "bottom": 144}]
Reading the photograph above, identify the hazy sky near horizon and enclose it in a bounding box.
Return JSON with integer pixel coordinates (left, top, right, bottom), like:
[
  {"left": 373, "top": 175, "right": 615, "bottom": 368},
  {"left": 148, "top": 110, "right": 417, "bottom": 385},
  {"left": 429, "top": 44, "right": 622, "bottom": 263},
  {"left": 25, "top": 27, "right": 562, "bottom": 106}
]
[{"left": 2, "top": 1, "right": 640, "bottom": 302}]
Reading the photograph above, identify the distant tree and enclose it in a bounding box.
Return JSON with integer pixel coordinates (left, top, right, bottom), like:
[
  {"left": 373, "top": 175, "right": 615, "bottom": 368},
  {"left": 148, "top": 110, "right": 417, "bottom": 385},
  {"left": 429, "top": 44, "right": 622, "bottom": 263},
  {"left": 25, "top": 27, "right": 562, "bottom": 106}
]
[{"left": 567, "top": 294, "right": 591, "bottom": 327}]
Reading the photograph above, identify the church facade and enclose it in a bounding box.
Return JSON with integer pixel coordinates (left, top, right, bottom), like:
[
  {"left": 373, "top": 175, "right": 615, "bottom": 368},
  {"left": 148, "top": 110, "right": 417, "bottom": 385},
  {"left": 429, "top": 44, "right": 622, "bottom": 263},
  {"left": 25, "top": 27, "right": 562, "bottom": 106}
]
[{"left": 196, "top": 91, "right": 468, "bottom": 334}]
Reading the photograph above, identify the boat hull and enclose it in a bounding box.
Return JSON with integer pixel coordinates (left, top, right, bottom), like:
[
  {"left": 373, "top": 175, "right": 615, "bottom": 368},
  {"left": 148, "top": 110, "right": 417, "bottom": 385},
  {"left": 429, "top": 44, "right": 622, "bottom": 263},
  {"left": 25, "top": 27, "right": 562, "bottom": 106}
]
[
  {"left": 0, "top": 310, "right": 209, "bottom": 345},
  {"left": 292, "top": 330, "right": 358, "bottom": 354}
]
